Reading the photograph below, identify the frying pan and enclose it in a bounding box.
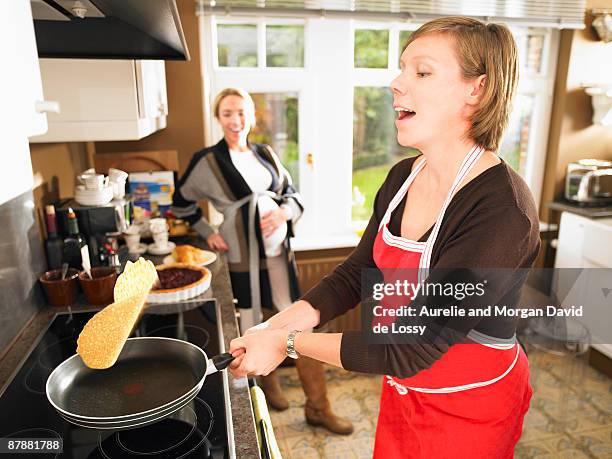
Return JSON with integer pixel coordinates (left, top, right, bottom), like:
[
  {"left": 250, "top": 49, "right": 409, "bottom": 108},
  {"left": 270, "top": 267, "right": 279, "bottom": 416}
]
[{"left": 46, "top": 337, "right": 234, "bottom": 430}]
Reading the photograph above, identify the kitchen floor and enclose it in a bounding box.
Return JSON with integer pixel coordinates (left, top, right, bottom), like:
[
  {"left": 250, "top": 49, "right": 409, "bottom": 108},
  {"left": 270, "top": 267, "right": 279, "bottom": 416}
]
[{"left": 269, "top": 349, "right": 612, "bottom": 458}]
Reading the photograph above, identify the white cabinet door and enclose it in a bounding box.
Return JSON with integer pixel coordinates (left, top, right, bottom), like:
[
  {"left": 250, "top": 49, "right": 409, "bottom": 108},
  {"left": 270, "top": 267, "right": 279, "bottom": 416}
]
[
  {"left": 30, "top": 59, "right": 167, "bottom": 142},
  {"left": 3, "top": 0, "right": 48, "bottom": 138},
  {"left": 0, "top": 0, "right": 46, "bottom": 205}
]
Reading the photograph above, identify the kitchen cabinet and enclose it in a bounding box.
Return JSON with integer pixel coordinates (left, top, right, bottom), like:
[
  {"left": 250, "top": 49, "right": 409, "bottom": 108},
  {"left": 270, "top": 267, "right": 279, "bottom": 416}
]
[
  {"left": 555, "top": 211, "right": 612, "bottom": 359},
  {"left": 0, "top": 0, "right": 49, "bottom": 205},
  {"left": 30, "top": 59, "right": 168, "bottom": 143}
]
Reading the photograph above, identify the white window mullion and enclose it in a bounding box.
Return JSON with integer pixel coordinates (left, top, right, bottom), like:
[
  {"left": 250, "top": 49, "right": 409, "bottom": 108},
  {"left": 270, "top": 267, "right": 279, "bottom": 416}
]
[
  {"left": 388, "top": 26, "right": 399, "bottom": 70},
  {"left": 258, "top": 21, "right": 266, "bottom": 68}
]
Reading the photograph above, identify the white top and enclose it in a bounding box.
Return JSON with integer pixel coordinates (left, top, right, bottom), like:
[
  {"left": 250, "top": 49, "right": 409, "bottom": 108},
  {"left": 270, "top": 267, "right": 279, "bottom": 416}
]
[
  {"left": 229, "top": 148, "right": 288, "bottom": 256},
  {"left": 229, "top": 148, "right": 273, "bottom": 192}
]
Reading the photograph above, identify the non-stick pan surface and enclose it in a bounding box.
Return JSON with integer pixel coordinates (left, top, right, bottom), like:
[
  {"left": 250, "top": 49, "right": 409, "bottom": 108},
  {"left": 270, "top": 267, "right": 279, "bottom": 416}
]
[{"left": 46, "top": 337, "right": 233, "bottom": 426}]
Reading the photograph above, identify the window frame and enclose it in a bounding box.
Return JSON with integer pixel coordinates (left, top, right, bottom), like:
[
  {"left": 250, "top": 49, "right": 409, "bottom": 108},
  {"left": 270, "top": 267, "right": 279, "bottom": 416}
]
[{"left": 202, "top": 15, "right": 559, "bottom": 247}]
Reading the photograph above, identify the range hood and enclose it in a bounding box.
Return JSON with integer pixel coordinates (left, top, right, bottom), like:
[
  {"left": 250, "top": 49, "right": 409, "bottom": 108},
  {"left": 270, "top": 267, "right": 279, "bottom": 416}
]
[{"left": 31, "top": 0, "right": 189, "bottom": 60}]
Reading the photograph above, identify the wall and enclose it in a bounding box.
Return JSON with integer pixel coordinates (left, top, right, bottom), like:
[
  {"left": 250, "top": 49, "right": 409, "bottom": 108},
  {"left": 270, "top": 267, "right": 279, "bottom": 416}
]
[
  {"left": 94, "top": 0, "right": 206, "bottom": 175},
  {"left": 29, "top": 142, "right": 90, "bottom": 238},
  {"left": 540, "top": 3, "right": 612, "bottom": 219}
]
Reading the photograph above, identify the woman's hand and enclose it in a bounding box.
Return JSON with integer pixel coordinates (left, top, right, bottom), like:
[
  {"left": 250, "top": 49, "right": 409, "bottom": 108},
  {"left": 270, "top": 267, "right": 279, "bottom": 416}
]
[
  {"left": 206, "top": 233, "right": 229, "bottom": 252},
  {"left": 260, "top": 207, "right": 289, "bottom": 238},
  {"left": 229, "top": 329, "right": 288, "bottom": 377}
]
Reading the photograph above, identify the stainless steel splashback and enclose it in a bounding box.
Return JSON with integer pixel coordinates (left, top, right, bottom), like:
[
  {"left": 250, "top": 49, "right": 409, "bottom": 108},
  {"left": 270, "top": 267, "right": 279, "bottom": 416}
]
[{"left": 0, "top": 191, "right": 46, "bottom": 357}]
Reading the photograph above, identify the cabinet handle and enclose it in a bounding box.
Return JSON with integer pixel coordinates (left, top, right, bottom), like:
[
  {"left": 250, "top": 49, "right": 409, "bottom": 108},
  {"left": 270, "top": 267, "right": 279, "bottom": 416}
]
[
  {"left": 158, "top": 103, "right": 166, "bottom": 114},
  {"left": 35, "top": 100, "right": 61, "bottom": 114}
]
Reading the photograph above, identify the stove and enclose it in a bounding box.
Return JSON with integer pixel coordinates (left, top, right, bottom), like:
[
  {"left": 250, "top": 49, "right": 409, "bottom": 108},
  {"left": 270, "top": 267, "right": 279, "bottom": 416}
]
[{"left": 0, "top": 301, "right": 230, "bottom": 458}]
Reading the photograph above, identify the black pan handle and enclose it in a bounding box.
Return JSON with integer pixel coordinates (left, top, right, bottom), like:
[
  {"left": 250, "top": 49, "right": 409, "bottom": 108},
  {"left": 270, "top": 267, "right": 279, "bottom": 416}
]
[{"left": 206, "top": 353, "right": 235, "bottom": 375}]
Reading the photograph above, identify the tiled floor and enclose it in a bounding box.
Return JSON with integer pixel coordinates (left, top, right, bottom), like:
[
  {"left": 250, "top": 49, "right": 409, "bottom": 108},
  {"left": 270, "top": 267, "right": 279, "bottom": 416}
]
[{"left": 269, "top": 349, "right": 612, "bottom": 458}]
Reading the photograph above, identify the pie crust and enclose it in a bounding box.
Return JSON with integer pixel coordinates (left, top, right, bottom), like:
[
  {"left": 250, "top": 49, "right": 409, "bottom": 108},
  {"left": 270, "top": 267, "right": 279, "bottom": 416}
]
[{"left": 147, "top": 263, "right": 211, "bottom": 304}]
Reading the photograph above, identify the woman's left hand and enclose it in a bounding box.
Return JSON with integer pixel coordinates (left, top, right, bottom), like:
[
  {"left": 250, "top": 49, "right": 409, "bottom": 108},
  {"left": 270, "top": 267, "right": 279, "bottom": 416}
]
[
  {"left": 260, "top": 208, "right": 289, "bottom": 238},
  {"left": 229, "top": 329, "right": 288, "bottom": 378}
]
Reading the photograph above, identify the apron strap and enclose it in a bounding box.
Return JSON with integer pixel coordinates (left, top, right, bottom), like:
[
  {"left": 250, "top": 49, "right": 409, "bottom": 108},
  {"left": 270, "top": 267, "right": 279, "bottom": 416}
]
[
  {"left": 223, "top": 190, "right": 287, "bottom": 324},
  {"left": 379, "top": 157, "right": 427, "bottom": 230},
  {"left": 419, "top": 145, "right": 485, "bottom": 278},
  {"left": 385, "top": 342, "right": 520, "bottom": 394}
]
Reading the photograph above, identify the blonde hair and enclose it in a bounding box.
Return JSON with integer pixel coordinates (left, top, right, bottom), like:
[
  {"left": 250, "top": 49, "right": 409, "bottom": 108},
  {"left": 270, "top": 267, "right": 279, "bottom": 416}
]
[
  {"left": 213, "top": 87, "right": 256, "bottom": 127},
  {"left": 404, "top": 16, "right": 519, "bottom": 151}
]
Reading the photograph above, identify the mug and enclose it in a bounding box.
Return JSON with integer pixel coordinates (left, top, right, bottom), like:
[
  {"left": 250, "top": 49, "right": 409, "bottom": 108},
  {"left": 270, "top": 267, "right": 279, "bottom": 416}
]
[
  {"left": 152, "top": 229, "right": 169, "bottom": 249},
  {"left": 78, "top": 173, "right": 109, "bottom": 191},
  {"left": 149, "top": 218, "right": 168, "bottom": 233},
  {"left": 123, "top": 230, "right": 141, "bottom": 253},
  {"left": 108, "top": 168, "right": 129, "bottom": 182}
]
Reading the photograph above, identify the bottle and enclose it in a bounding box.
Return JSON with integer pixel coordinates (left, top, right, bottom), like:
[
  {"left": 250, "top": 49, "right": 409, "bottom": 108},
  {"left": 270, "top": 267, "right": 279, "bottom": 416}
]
[
  {"left": 44, "top": 205, "right": 64, "bottom": 270},
  {"left": 63, "top": 208, "right": 91, "bottom": 270}
]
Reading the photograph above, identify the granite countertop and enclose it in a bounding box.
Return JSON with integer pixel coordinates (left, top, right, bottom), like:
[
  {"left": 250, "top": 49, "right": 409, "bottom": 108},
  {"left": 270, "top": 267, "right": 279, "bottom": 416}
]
[
  {"left": 0, "top": 236, "right": 261, "bottom": 459},
  {"left": 546, "top": 199, "right": 612, "bottom": 218}
]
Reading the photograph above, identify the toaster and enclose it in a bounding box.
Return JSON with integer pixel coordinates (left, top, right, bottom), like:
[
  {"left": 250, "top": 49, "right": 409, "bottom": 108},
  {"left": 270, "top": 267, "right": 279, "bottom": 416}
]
[{"left": 565, "top": 159, "right": 612, "bottom": 205}]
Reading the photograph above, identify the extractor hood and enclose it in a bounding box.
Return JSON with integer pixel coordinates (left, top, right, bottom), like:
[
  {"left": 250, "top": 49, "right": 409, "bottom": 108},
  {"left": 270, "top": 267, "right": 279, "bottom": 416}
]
[{"left": 31, "top": 0, "right": 189, "bottom": 60}]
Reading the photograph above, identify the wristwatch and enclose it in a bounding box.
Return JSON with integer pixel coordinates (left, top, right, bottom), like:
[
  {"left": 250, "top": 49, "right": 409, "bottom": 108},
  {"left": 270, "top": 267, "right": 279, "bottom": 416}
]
[{"left": 286, "top": 330, "right": 302, "bottom": 359}]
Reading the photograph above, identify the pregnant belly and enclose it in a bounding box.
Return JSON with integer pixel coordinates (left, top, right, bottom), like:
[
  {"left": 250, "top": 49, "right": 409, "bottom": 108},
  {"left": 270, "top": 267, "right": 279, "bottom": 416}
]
[{"left": 258, "top": 195, "right": 287, "bottom": 256}]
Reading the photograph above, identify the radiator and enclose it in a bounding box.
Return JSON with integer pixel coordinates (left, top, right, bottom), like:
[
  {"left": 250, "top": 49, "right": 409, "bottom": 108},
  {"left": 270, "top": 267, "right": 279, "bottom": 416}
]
[{"left": 296, "top": 251, "right": 362, "bottom": 333}]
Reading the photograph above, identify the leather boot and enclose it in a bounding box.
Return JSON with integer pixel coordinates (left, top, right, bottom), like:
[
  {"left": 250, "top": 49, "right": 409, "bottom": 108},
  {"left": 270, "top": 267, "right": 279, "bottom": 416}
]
[
  {"left": 260, "top": 370, "right": 289, "bottom": 411},
  {"left": 295, "top": 356, "right": 354, "bottom": 435}
]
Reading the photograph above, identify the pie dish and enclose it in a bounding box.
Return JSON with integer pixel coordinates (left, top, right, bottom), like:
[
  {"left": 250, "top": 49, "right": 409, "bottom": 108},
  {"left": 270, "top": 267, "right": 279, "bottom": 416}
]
[{"left": 147, "top": 263, "right": 211, "bottom": 304}]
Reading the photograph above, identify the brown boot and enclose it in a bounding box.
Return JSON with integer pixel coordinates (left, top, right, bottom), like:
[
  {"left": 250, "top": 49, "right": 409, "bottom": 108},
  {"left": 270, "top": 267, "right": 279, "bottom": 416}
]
[
  {"left": 295, "top": 356, "right": 354, "bottom": 435},
  {"left": 260, "top": 370, "right": 289, "bottom": 411}
]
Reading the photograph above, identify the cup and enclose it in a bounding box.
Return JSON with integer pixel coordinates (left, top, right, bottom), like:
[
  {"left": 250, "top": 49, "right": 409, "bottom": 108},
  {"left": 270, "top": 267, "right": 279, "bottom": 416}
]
[
  {"left": 123, "top": 229, "right": 141, "bottom": 253},
  {"left": 39, "top": 269, "right": 79, "bottom": 307},
  {"left": 79, "top": 267, "right": 117, "bottom": 305},
  {"left": 152, "top": 229, "right": 169, "bottom": 249},
  {"left": 108, "top": 168, "right": 129, "bottom": 182},
  {"left": 78, "top": 173, "right": 109, "bottom": 191},
  {"left": 108, "top": 168, "right": 128, "bottom": 199},
  {"left": 149, "top": 218, "right": 168, "bottom": 233}
]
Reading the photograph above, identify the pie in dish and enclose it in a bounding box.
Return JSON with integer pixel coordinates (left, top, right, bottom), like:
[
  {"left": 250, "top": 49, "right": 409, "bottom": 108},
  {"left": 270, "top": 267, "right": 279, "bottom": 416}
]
[
  {"left": 172, "top": 245, "right": 216, "bottom": 265},
  {"left": 147, "top": 263, "right": 211, "bottom": 304}
]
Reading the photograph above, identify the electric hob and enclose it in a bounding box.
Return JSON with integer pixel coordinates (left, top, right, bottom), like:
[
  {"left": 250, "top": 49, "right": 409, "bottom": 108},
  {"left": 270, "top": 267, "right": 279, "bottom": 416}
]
[{"left": 0, "top": 301, "right": 230, "bottom": 458}]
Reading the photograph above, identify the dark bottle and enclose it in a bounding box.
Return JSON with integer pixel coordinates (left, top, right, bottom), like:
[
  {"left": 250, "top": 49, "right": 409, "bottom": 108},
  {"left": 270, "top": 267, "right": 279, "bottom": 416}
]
[
  {"left": 44, "top": 205, "right": 64, "bottom": 270},
  {"left": 63, "top": 208, "right": 90, "bottom": 270}
]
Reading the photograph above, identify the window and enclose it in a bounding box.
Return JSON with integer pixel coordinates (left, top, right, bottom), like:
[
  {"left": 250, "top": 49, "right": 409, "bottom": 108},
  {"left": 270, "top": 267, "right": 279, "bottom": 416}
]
[
  {"left": 216, "top": 20, "right": 305, "bottom": 68},
  {"left": 250, "top": 92, "right": 300, "bottom": 187},
  {"left": 398, "top": 30, "right": 412, "bottom": 65},
  {"left": 499, "top": 94, "right": 535, "bottom": 175},
  {"left": 266, "top": 25, "right": 304, "bottom": 67},
  {"left": 217, "top": 24, "right": 257, "bottom": 67},
  {"left": 204, "top": 17, "right": 558, "bottom": 244},
  {"left": 354, "top": 29, "right": 389, "bottom": 68}
]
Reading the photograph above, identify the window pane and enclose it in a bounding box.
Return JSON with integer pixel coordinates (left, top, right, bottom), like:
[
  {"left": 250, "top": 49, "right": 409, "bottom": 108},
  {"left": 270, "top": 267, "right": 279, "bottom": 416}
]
[
  {"left": 398, "top": 30, "right": 412, "bottom": 66},
  {"left": 515, "top": 29, "right": 545, "bottom": 74},
  {"left": 352, "top": 87, "right": 418, "bottom": 221},
  {"left": 499, "top": 94, "right": 534, "bottom": 175},
  {"left": 266, "top": 25, "right": 304, "bottom": 67},
  {"left": 354, "top": 29, "right": 389, "bottom": 69},
  {"left": 217, "top": 24, "right": 257, "bottom": 67},
  {"left": 250, "top": 93, "right": 300, "bottom": 188}
]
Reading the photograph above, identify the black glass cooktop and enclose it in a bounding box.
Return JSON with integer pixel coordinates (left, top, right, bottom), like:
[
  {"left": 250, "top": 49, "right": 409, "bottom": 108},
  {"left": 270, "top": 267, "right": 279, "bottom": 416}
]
[{"left": 0, "top": 301, "right": 229, "bottom": 459}]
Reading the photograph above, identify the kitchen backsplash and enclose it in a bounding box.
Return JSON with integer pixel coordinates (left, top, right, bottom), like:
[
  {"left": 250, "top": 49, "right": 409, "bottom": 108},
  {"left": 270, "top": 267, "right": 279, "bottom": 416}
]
[{"left": 0, "top": 190, "right": 46, "bottom": 356}]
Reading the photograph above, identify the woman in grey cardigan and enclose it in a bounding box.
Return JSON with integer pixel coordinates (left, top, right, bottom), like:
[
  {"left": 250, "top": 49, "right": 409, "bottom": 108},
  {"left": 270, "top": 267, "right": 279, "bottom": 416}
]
[{"left": 171, "top": 88, "right": 352, "bottom": 435}]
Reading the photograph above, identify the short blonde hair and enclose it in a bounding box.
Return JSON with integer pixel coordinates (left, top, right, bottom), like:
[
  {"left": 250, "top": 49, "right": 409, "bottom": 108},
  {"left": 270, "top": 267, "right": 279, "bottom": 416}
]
[
  {"left": 404, "top": 16, "right": 519, "bottom": 151},
  {"left": 213, "top": 87, "right": 256, "bottom": 127}
]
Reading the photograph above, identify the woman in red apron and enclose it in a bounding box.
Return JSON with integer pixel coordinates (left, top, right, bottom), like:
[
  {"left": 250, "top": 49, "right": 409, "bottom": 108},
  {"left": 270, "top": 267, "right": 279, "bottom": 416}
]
[
  {"left": 371, "top": 145, "right": 532, "bottom": 458},
  {"left": 229, "top": 16, "right": 539, "bottom": 458}
]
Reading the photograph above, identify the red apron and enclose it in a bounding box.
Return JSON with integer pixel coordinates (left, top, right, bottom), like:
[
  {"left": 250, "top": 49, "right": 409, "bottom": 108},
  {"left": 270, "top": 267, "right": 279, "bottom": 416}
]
[{"left": 371, "top": 146, "right": 533, "bottom": 459}]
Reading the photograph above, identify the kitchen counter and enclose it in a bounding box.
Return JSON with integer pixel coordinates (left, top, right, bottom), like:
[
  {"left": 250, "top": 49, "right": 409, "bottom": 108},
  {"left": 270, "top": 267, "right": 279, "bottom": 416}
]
[
  {"left": 546, "top": 199, "right": 612, "bottom": 218},
  {"left": 0, "top": 236, "right": 261, "bottom": 459}
]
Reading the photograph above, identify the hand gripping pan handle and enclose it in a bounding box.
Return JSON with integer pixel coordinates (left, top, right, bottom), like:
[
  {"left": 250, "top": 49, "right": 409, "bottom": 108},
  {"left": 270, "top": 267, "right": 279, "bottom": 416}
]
[{"left": 206, "top": 352, "right": 235, "bottom": 376}]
